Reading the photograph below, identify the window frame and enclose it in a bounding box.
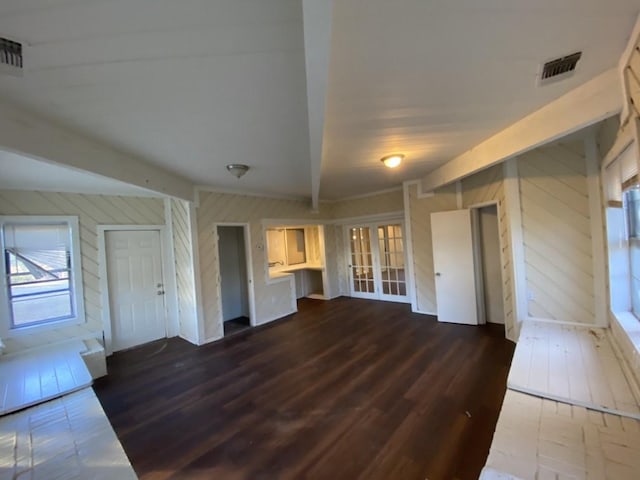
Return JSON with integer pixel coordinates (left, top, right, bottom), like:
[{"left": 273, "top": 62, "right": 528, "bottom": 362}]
[{"left": 0, "top": 215, "right": 85, "bottom": 336}]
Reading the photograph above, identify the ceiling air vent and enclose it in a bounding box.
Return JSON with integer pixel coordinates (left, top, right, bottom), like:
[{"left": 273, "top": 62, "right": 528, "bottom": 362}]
[
  {"left": 539, "top": 51, "right": 582, "bottom": 86},
  {"left": 0, "top": 36, "right": 23, "bottom": 76}
]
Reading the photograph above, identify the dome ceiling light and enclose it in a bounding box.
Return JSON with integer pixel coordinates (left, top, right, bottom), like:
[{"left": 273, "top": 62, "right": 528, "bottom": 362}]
[
  {"left": 381, "top": 154, "right": 404, "bottom": 168},
  {"left": 226, "top": 164, "right": 250, "bottom": 179}
]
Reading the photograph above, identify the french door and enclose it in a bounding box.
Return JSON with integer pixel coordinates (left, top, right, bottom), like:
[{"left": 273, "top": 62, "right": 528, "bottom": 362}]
[{"left": 347, "top": 222, "right": 409, "bottom": 303}]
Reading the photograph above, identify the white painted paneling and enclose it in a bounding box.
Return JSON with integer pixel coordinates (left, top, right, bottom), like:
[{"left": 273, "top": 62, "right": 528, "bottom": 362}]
[
  {"left": 405, "top": 182, "right": 458, "bottom": 313},
  {"left": 0, "top": 101, "right": 194, "bottom": 200},
  {"left": 508, "top": 320, "right": 640, "bottom": 418},
  {"left": 0, "top": 189, "right": 165, "bottom": 354},
  {"left": 478, "top": 206, "right": 505, "bottom": 325},
  {"left": 0, "top": 340, "right": 91, "bottom": 415},
  {"left": 0, "top": 150, "right": 159, "bottom": 196},
  {"left": 305, "top": 226, "right": 321, "bottom": 265},
  {"left": 482, "top": 390, "right": 640, "bottom": 480},
  {"left": 518, "top": 142, "right": 596, "bottom": 324},
  {"left": 326, "top": 0, "right": 636, "bottom": 199},
  {"left": 0, "top": 388, "right": 137, "bottom": 480},
  {"left": 462, "top": 164, "right": 515, "bottom": 338},
  {"left": 622, "top": 25, "right": 640, "bottom": 124},
  {"left": 610, "top": 312, "right": 640, "bottom": 389},
  {"left": 420, "top": 69, "right": 622, "bottom": 193},
  {"left": 196, "top": 191, "right": 332, "bottom": 342},
  {"left": 334, "top": 224, "right": 349, "bottom": 296},
  {"left": 330, "top": 189, "right": 404, "bottom": 219},
  {"left": 0, "top": 1, "right": 309, "bottom": 199},
  {"left": 170, "top": 199, "right": 199, "bottom": 344}
]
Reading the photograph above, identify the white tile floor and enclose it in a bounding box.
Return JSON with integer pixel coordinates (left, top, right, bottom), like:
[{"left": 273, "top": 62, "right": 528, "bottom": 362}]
[
  {"left": 0, "top": 388, "right": 136, "bottom": 480},
  {"left": 0, "top": 341, "right": 93, "bottom": 416}
]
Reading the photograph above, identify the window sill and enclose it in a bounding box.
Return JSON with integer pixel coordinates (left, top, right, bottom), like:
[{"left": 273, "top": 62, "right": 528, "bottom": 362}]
[
  {"left": 610, "top": 311, "right": 640, "bottom": 384},
  {"left": 2, "top": 317, "right": 84, "bottom": 338}
]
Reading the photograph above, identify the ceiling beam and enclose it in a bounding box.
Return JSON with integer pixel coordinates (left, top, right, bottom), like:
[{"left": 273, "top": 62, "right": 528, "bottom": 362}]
[
  {"left": 0, "top": 100, "right": 194, "bottom": 200},
  {"left": 302, "top": 0, "right": 334, "bottom": 210},
  {"left": 420, "top": 68, "right": 622, "bottom": 192}
]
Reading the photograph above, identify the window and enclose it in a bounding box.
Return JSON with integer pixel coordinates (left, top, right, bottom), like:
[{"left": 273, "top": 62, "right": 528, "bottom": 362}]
[
  {"left": 285, "top": 228, "right": 306, "bottom": 265},
  {"left": 624, "top": 187, "right": 640, "bottom": 319},
  {"left": 266, "top": 227, "right": 307, "bottom": 269},
  {"left": 1, "top": 217, "right": 84, "bottom": 333}
]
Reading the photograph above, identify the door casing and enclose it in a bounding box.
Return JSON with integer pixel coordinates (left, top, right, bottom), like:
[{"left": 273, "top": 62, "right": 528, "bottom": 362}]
[
  {"left": 212, "top": 223, "right": 256, "bottom": 339},
  {"left": 98, "top": 225, "right": 176, "bottom": 355},
  {"left": 345, "top": 220, "right": 410, "bottom": 304}
]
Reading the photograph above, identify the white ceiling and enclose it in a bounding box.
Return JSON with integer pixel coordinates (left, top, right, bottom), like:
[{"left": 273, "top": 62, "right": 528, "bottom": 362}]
[
  {"left": 0, "top": 1, "right": 637, "bottom": 200},
  {"left": 320, "top": 0, "right": 639, "bottom": 199},
  {"left": 0, "top": 0, "right": 311, "bottom": 198},
  {"left": 0, "top": 151, "right": 158, "bottom": 196}
]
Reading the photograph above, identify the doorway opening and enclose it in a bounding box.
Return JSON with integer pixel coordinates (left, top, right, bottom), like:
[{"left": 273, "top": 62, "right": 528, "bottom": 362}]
[
  {"left": 217, "top": 225, "right": 251, "bottom": 337},
  {"left": 430, "top": 204, "right": 505, "bottom": 329},
  {"left": 472, "top": 205, "right": 505, "bottom": 325}
]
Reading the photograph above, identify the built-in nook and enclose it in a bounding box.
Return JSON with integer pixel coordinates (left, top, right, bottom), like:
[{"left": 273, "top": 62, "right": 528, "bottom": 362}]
[{"left": 266, "top": 225, "right": 328, "bottom": 300}]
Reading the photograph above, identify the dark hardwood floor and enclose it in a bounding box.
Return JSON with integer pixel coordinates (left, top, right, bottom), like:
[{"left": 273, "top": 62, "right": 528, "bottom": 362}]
[
  {"left": 94, "top": 297, "right": 514, "bottom": 480},
  {"left": 224, "top": 316, "right": 251, "bottom": 337}
]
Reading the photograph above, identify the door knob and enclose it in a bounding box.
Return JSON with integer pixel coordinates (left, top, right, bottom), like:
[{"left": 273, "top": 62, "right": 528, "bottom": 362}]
[
  {"left": 157, "top": 290, "right": 165, "bottom": 295},
  {"left": 435, "top": 272, "right": 441, "bottom": 277}
]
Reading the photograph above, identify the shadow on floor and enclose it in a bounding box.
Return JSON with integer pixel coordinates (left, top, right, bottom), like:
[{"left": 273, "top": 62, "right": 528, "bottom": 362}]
[{"left": 223, "top": 316, "right": 250, "bottom": 336}]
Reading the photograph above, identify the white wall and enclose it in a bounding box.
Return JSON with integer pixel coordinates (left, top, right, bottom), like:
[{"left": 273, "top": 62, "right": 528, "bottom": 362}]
[
  {"left": 195, "top": 189, "right": 409, "bottom": 343},
  {"left": 169, "top": 199, "right": 199, "bottom": 345},
  {"left": 0, "top": 189, "right": 166, "bottom": 354},
  {"left": 478, "top": 205, "right": 505, "bottom": 324},
  {"left": 404, "top": 149, "right": 598, "bottom": 338},
  {"left": 195, "top": 191, "right": 333, "bottom": 342},
  {"left": 461, "top": 164, "right": 516, "bottom": 338},
  {"left": 330, "top": 189, "right": 404, "bottom": 219},
  {"left": 518, "top": 141, "right": 596, "bottom": 324},
  {"left": 405, "top": 182, "right": 458, "bottom": 314}
]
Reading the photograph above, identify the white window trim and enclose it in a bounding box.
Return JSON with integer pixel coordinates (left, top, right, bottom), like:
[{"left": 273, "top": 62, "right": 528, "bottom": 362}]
[{"left": 0, "top": 215, "right": 85, "bottom": 337}]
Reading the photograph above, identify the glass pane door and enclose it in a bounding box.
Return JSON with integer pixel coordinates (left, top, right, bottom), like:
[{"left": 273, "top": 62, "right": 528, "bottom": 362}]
[
  {"left": 349, "top": 227, "right": 376, "bottom": 296},
  {"left": 377, "top": 224, "right": 407, "bottom": 299}
]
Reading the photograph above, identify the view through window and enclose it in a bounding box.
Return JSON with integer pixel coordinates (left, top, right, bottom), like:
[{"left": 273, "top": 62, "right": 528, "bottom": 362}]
[
  {"left": 3, "top": 223, "right": 75, "bottom": 328},
  {"left": 624, "top": 187, "right": 640, "bottom": 319}
]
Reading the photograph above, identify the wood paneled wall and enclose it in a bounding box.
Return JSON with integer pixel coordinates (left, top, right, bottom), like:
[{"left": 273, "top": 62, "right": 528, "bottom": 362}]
[
  {"left": 0, "top": 190, "right": 165, "bottom": 353},
  {"left": 405, "top": 183, "right": 457, "bottom": 313},
  {"left": 461, "top": 164, "right": 516, "bottom": 339},
  {"left": 329, "top": 189, "right": 404, "bottom": 219},
  {"left": 169, "top": 199, "right": 198, "bottom": 344},
  {"left": 518, "top": 142, "right": 595, "bottom": 324},
  {"left": 195, "top": 191, "right": 333, "bottom": 342}
]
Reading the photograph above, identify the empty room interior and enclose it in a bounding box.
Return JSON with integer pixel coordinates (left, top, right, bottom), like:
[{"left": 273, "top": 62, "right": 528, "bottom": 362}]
[{"left": 1, "top": 1, "right": 640, "bottom": 479}]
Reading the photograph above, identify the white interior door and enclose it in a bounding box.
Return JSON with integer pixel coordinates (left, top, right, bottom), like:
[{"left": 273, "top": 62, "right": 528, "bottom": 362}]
[
  {"left": 348, "top": 226, "right": 377, "bottom": 299},
  {"left": 106, "top": 230, "right": 166, "bottom": 351},
  {"left": 431, "top": 210, "right": 478, "bottom": 324}
]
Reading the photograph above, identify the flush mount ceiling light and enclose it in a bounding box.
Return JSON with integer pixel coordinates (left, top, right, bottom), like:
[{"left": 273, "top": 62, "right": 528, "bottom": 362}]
[
  {"left": 226, "top": 164, "right": 249, "bottom": 179},
  {"left": 381, "top": 154, "right": 404, "bottom": 169}
]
